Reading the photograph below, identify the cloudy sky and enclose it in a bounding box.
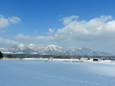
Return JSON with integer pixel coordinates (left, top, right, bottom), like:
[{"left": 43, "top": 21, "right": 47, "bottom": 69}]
[{"left": 0, "top": 0, "right": 115, "bottom": 54}]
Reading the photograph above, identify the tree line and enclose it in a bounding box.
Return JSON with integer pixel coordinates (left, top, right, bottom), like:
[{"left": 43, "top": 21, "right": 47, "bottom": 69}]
[{"left": 0, "top": 51, "right": 3, "bottom": 59}]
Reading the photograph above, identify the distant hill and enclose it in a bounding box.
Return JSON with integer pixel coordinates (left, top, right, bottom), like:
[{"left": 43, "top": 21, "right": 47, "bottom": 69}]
[{"left": 0, "top": 44, "right": 112, "bottom": 56}]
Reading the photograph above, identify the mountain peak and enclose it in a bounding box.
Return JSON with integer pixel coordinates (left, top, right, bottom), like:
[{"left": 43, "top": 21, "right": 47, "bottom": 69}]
[
  {"left": 46, "top": 45, "right": 62, "bottom": 51},
  {"left": 47, "top": 45, "right": 59, "bottom": 47},
  {"left": 0, "top": 44, "right": 112, "bottom": 56},
  {"left": 18, "top": 44, "right": 26, "bottom": 50}
]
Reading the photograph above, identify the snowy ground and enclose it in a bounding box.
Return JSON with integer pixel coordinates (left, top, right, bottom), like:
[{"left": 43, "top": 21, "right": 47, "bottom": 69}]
[{"left": 0, "top": 59, "right": 115, "bottom": 86}]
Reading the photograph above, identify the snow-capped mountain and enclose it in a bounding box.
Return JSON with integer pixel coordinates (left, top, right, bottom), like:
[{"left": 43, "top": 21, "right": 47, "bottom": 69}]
[{"left": 0, "top": 44, "right": 112, "bottom": 56}]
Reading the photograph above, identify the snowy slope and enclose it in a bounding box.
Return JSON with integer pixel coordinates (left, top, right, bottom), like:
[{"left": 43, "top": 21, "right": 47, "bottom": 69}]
[
  {"left": 0, "top": 60, "right": 115, "bottom": 86},
  {"left": 0, "top": 44, "right": 112, "bottom": 55}
]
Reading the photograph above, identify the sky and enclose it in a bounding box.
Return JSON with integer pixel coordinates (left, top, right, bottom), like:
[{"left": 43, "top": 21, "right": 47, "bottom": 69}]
[{"left": 0, "top": 0, "right": 115, "bottom": 54}]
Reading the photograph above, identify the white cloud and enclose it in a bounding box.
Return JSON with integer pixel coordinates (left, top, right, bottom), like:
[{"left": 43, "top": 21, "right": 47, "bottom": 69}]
[
  {"left": 16, "top": 15, "right": 115, "bottom": 42},
  {"left": 47, "top": 28, "right": 55, "bottom": 35},
  {"left": 54, "top": 15, "right": 115, "bottom": 52},
  {"left": 15, "top": 15, "right": 115, "bottom": 53},
  {"left": 0, "top": 37, "right": 19, "bottom": 47},
  {"left": 0, "top": 15, "right": 21, "bottom": 29},
  {"left": 16, "top": 34, "right": 31, "bottom": 41},
  {"left": 8, "top": 16, "right": 21, "bottom": 23},
  {"left": 57, "top": 15, "right": 113, "bottom": 36},
  {"left": 60, "top": 15, "right": 79, "bottom": 25},
  {"left": 0, "top": 15, "right": 21, "bottom": 47},
  {"left": 16, "top": 34, "right": 46, "bottom": 44},
  {"left": 0, "top": 30, "right": 5, "bottom": 34},
  {"left": 0, "top": 15, "right": 9, "bottom": 29},
  {"left": 105, "top": 20, "right": 115, "bottom": 31},
  {"left": 15, "top": 34, "right": 55, "bottom": 47}
]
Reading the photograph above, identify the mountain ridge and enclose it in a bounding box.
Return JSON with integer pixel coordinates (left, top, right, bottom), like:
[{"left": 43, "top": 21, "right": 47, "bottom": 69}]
[{"left": 0, "top": 44, "right": 112, "bottom": 56}]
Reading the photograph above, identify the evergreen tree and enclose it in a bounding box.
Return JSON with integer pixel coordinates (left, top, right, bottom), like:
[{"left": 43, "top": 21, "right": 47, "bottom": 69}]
[{"left": 0, "top": 51, "right": 3, "bottom": 59}]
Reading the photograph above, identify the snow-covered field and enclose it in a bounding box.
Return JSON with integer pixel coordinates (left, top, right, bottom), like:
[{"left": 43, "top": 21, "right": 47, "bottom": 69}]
[{"left": 0, "top": 59, "right": 115, "bottom": 86}]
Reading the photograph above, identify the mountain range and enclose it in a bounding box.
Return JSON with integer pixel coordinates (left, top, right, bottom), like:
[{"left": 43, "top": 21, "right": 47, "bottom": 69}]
[{"left": 0, "top": 44, "right": 112, "bottom": 56}]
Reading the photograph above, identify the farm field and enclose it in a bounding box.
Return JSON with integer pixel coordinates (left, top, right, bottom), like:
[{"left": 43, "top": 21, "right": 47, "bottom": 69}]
[{"left": 0, "top": 59, "right": 115, "bottom": 86}]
